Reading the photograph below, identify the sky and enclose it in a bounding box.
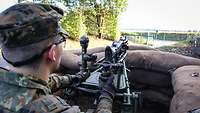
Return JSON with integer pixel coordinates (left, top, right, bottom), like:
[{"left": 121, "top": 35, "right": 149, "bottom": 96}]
[
  {"left": 0, "top": 0, "right": 18, "bottom": 12},
  {"left": 1, "top": 0, "right": 200, "bottom": 31},
  {"left": 119, "top": 0, "right": 200, "bottom": 31}
]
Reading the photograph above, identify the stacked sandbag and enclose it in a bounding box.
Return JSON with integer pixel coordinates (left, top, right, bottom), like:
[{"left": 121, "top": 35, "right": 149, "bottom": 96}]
[
  {"left": 60, "top": 51, "right": 105, "bottom": 74},
  {"left": 61, "top": 48, "right": 200, "bottom": 74},
  {"left": 126, "top": 50, "right": 200, "bottom": 113},
  {"left": 60, "top": 47, "right": 200, "bottom": 113},
  {"left": 126, "top": 50, "right": 200, "bottom": 73},
  {"left": 170, "top": 65, "right": 200, "bottom": 113},
  {"left": 60, "top": 51, "right": 80, "bottom": 74},
  {"left": 126, "top": 50, "right": 200, "bottom": 86},
  {"left": 60, "top": 45, "right": 157, "bottom": 74}
]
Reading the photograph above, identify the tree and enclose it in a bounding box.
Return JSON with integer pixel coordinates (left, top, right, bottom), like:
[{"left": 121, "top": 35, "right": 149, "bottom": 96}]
[
  {"left": 19, "top": 0, "right": 128, "bottom": 40},
  {"left": 79, "top": 0, "right": 128, "bottom": 40},
  {"left": 61, "top": 9, "right": 86, "bottom": 40}
]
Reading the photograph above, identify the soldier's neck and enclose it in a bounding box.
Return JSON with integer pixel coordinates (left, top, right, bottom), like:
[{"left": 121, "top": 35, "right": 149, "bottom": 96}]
[{"left": 9, "top": 64, "right": 50, "bottom": 82}]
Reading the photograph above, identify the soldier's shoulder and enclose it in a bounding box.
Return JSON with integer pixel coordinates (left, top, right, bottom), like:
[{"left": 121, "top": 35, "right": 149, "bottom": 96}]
[
  {"left": 0, "top": 71, "right": 49, "bottom": 112},
  {"left": 0, "top": 94, "right": 76, "bottom": 113},
  {"left": 0, "top": 88, "right": 35, "bottom": 112},
  {"left": 20, "top": 95, "right": 73, "bottom": 113},
  {"left": 0, "top": 79, "right": 37, "bottom": 112}
]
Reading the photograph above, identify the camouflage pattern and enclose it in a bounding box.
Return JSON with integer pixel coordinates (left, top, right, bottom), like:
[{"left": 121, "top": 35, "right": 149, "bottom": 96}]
[
  {"left": 48, "top": 73, "right": 74, "bottom": 92},
  {"left": 96, "top": 98, "right": 113, "bottom": 113},
  {"left": 0, "top": 3, "right": 64, "bottom": 48},
  {"left": 0, "top": 71, "right": 81, "bottom": 113},
  {"left": 0, "top": 71, "right": 50, "bottom": 112},
  {"left": 0, "top": 3, "right": 112, "bottom": 113},
  {"left": 48, "top": 73, "right": 113, "bottom": 113},
  {"left": 0, "top": 3, "right": 69, "bottom": 66},
  {"left": 95, "top": 76, "right": 114, "bottom": 113}
]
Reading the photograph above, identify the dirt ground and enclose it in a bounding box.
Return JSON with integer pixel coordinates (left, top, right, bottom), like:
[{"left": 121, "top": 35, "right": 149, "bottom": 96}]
[{"left": 157, "top": 42, "right": 195, "bottom": 58}]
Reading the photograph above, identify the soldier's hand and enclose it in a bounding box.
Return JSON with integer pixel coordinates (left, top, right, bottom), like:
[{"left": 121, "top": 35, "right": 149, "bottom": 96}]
[
  {"left": 72, "top": 71, "right": 90, "bottom": 84},
  {"left": 69, "top": 72, "right": 87, "bottom": 87}
]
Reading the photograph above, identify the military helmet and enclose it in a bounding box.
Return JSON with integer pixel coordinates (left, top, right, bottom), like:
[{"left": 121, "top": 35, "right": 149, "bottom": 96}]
[{"left": 0, "top": 3, "right": 68, "bottom": 66}]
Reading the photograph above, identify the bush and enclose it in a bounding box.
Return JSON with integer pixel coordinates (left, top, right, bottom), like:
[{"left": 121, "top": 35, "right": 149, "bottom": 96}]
[
  {"left": 61, "top": 9, "right": 86, "bottom": 40},
  {"left": 103, "top": 12, "right": 120, "bottom": 40}
]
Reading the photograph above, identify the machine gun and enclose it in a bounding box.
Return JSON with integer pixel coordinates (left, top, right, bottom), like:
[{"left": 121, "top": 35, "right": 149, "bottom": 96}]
[{"left": 74, "top": 36, "right": 142, "bottom": 113}]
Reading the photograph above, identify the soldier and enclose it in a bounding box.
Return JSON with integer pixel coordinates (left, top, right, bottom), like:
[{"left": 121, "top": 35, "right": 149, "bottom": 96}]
[{"left": 0, "top": 3, "right": 114, "bottom": 113}]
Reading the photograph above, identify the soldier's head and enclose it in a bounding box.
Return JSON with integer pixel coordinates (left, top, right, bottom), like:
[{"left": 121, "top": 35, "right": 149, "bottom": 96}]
[{"left": 0, "top": 3, "right": 68, "bottom": 72}]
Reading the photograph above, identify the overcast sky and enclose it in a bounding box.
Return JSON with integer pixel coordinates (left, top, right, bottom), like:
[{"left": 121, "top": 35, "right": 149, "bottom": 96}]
[
  {"left": 119, "top": 0, "right": 200, "bottom": 31},
  {"left": 0, "top": 0, "right": 17, "bottom": 12},
  {"left": 1, "top": 0, "right": 200, "bottom": 31}
]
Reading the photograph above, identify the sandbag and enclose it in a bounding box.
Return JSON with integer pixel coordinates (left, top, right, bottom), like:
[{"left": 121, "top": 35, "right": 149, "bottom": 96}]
[
  {"left": 142, "top": 90, "right": 171, "bottom": 107},
  {"left": 128, "top": 69, "right": 171, "bottom": 87},
  {"left": 2, "top": 46, "right": 200, "bottom": 74},
  {"left": 60, "top": 51, "right": 80, "bottom": 73},
  {"left": 128, "top": 45, "right": 158, "bottom": 51},
  {"left": 60, "top": 49, "right": 200, "bottom": 92},
  {"left": 61, "top": 49, "right": 200, "bottom": 74},
  {"left": 60, "top": 51, "right": 105, "bottom": 74},
  {"left": 137, "top": 90, "right": 170, "bottom": 113},
  {"left": 170, "top": 65, "right": 200, "bottom": 113},
  {"left": 133, "top": 81, "right": 173, "bottom": 99},
  {"left": 126, "top": 50, "right": 200, "bottom": 73}
]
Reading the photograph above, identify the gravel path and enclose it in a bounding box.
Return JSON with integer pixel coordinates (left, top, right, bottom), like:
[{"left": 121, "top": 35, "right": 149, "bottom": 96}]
[{"left": 157, "top": 44, "right": 196, "bottom": 58}]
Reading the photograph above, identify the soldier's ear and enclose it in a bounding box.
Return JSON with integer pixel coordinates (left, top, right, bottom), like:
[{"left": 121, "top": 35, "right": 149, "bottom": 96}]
[{"left": 47, "top": 45, "right": 56, "bottom": 62}]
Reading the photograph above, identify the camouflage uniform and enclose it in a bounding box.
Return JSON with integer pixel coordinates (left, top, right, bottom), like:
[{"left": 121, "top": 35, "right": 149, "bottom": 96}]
[
  {"left": 0, "top": 71, "right": 80, "bottom": 113},
  {"left": 48, "top": 74, "right": 74, "bottom": 92},
  {"left": 96, "top": 96, "right": 113, "bottom": 113},
  {"left": 0, "top": 3, "right": 113, "bottom": 113},
  {"left": 0, "top": 3, "right": 80, "bottom": 113},
  {"left": 48, "top": 74, "right": 114, "bottom": 113}
]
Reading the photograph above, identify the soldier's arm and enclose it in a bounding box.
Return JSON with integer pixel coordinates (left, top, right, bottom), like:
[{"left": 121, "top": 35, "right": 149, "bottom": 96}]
[
  {"left": 48, "top": 73, "right": 76, "bottom": 92},
  {"left": 96, "top": 93, "right": 113, "bottom": 113},
  {"left": 96, "top": 76, "right": 115, "bottom": 113}
]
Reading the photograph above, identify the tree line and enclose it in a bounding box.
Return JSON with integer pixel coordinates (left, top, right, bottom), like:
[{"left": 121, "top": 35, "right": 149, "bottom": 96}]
[
  {"left": 19, "top": 0, "right": 128, "bottom": 40},
  {"left": 61, "top": 0, "right": 128, "bottom": 40}
]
